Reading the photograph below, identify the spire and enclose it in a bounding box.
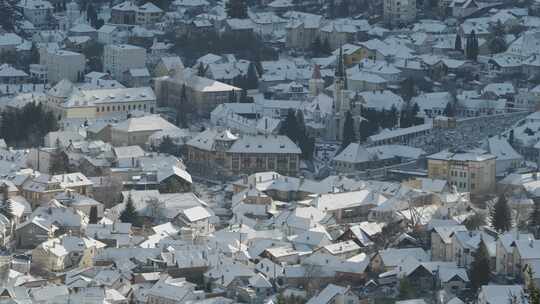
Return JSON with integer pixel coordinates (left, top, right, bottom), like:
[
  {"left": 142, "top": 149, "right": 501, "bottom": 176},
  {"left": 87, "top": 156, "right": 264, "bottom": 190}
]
[
  {"left": 312, "top": 64, "right": 321, "bottom": 80},
  {"left": 335, "top": 46, "right": 345, "bottom": 78}
]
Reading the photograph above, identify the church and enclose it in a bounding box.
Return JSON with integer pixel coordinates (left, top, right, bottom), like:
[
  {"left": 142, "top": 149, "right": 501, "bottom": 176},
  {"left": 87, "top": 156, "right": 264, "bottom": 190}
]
[{"left": 306, "top": 47, "right": 364, "bottom": 142}]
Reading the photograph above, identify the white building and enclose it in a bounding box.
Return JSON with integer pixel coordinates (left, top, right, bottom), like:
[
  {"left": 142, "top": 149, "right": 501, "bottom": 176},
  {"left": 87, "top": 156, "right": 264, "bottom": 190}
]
[
  {"left": 103, "top": 44, "right": 146, "bottom": 82},
  {"left": 383, "top": 0, "right": 417, "bottom": 27},
  {"left": 41, "top": 49, "right": 85, "bottom": 83},
  {"left": 17, "top": 0, "right": 53, "bottom": 28}
]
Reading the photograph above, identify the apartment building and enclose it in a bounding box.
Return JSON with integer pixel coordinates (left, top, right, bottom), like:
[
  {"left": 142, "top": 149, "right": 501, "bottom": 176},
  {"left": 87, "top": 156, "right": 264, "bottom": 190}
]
[
  {"left": 383, "top": 0, "right": 417, "bottom": 27},
  {"left": 41, "top": 49, "right": 85, "bottom": 83},
  {"left": 103, "top": 44, "right": 146, "bottom": 82},
  {"left": 427, "top": 149, "right": 496, "bottom": 196}
]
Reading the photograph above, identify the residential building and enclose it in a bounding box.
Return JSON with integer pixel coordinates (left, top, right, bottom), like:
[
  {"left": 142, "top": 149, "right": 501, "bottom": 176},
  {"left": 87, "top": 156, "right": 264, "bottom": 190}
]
[
  {"left": 427, "top": 150, "right": 497, "bottom": 196},
  {"left": 186, "top": 129, "right": 301, "bottom": 177},
  {"left": 383, "top": 0, "right": 417, "bottom": 27},
  {"left": 41, "top": 49, "right": 85, "bottom": 83},
  {"left": 103, "top": 44, "right": 146, "bottom": 83}
]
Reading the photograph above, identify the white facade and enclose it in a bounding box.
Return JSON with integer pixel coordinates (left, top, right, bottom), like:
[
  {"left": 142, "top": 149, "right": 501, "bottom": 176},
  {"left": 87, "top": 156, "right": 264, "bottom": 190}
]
[
  {"left": 383, "top": 0, "right": 417, "bottom": 26},
  {"left": 41, "top": 50, "right": 85, "bottom": 83},
  {"left": 18, "top": 0, "right": 53, "bottom": 27},
  {"left": 103, "top": 44, "right": 146, "bottom": 82}
]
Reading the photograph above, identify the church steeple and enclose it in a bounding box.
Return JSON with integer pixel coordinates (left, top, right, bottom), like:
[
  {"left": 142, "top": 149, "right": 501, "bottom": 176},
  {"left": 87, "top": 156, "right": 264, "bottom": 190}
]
[
  {"left": 335, "top": 46, "right": 347, "bottom": 90},
  {"left": 335, "top": 46, "right": 345, "bottom": 78}
]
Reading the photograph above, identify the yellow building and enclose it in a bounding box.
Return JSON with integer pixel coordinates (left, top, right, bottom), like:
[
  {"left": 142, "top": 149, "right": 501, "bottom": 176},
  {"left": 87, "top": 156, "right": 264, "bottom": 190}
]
[
  {"left": 427, "top": 150, "right": 496, "bottom": 196},
  {"left": 61, "top": 87, "right": 157, "bottom": 119}
]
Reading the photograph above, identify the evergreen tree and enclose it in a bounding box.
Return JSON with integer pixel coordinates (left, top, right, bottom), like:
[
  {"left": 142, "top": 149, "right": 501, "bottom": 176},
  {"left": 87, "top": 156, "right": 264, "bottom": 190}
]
[
  {"left": 488, "top": 20, "right": 507, "bottom": 54},
  {"left": 529, "top": 200, "right": 540, "bottom": 228},
  {"left": 311, "top": 37, "right": 322, "bottom": 56},
  {"left": 89, "top": 206, "right": 98, "bottom": 224},
  {"left": 228, "top": 89, "right": 237, "bottom": 103},
  {"left": 443, "top": 101, "right": 455, "bottom": 117},
  {"left": 158, "top": 136, "right": 177, "bottom": 155},
  {"left": 225, "top": 0, "right": 248, "bottom": 18},
  {"left": 245, "top": 62, "right": 259, "bottom": 90},
  {"left": 398, "top": 278, "right": 415, "bottom": 299},
  {"left": 342, "top": 111, "right": 356, "bottom": 149},
  {"left": 469, "top": 240, "right": 491, "bottom": 290},
  {"left": 454, "top": 34, "right": 462, "bottom": 52},
  {"left": 527, "top": 267, "right": 540, "bottom": 304},
  {"left": 508, "top": 129, "right": 515, "bottom": 146},
  {"left": 491, "top": 195, "right": 512, "bottom": 232},
  {"left": 321, "top": 38, "right": 332, "bottom": 55},
  {"left": 466, "top": 30, "right": 479, "bottom": 61},
  {"left": 119, "top": 194, "right": 140, "bottom": 226},
  {"left": 296, "top": 110, "right": 306, "bottom": 139},
  {"left": 30, "top": 43, "right": 40, "bottom": 65},
  {"left": 400, "top": 77, "right": 415, "bottom": 102},
  {"left": 280, "top": 109, "right": 300, "bottom": 143},
  {"left": 0, "top": 183, "right": 13, "bottom": 220},
  {"left": 49, "top": 139, "right": 70, "bottom": 174},
  {"left": 196, "top": 62, "right": 207, "bottom": 77}
]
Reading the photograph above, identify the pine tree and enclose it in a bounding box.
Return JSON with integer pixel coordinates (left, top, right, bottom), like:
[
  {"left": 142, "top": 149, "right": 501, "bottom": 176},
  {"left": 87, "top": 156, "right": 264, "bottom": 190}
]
[
  {"left": 342, "top": 111, "right": 356, "bottom": 149},
  {"left": 455, "top": 34, "right": 462, "bottom": 51},
  {"left": 280, "top": 109, "right": 300, "bottom": 143},
  {"left": 0, "top": 183, "right": 13, "bottom": 220},
  {"left": 119, "top": 194, "right": 140, "bottom": 226},
  {"left": 245, "top": 62, "right": 259, "bottom": 90},
  {"left": 49, "top": 139, "right": 69, "bottom": 174},
  {"left": 527, "top": 267, "right": 540, "bottom": 304},
  {"left": 530, "top": 200, "right": 540, "bottom": 228},
  {"left": 158, "top": 136, "right": 177, "bottom": 155},
  {"left": 469, "top": 240, "right": 491, "bottom": 290},
  {"left": 321, "top": 38, "right": 332, "bottom": 55},
  {"left": 508, "top": 130, "right": 515, "bottom": 146},
  {"left": 89, "top": 206, "right": 98, "bottom": 224},
  {"left": 311, "top": 37, "right": 322, "bottom": 56},
  {"left": 466, "top": 30, "right": 479, "bottom": 61},
  {"left": 225, "top": 0, "right": 248, "bottom": 18},
  {"left": 197, "top": 62, "right": 207, "bottom": 77},
  {"left": 30, "top": 43, "right": 40, "bottom": 65},
  {"left": 398, "top": 278, "right": 415, "bottom": 299},
  {"left": 443, "top": 102, "right": 455, "bottom": 117},
  {"left": 491, "top": 195, "right": 512, "bottom": 232},
  {"left": 400, "top": 77, "right": 415, "bottom": 102},
  {"left": 488, "top": 20, "right": 507, "bottom": 54}
]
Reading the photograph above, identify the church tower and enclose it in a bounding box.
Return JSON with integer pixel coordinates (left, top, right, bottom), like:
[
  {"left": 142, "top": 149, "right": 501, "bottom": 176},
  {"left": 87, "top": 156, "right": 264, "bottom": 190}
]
[
  {"left": 334, "top": 46, "right": 349, "bottom": 113},
  {"left": 331, "top": 47, "right": 351, "bottom": 141},
  {"left": 309, "top": 64, "right": 324, "bottom": 96}
]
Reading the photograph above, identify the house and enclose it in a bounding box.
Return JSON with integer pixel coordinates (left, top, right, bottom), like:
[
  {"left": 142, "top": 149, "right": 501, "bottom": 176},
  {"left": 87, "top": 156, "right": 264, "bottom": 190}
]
[
  {"left": 154, "top": 56, "right": 184, "bottom": 77},
  {"left": 333, "top": 144, "right": 425, "bottom": 173},
  {"left": 484, "top": 136, "right": 523, "bottom": 175},
  {"left": 109, "top": 115, "right": 179, "bottom": 147},
  {"left": 311, "top": 190, "right": 387, "bottom": 223},
  {"left": 110, "top": 1, "right": 138, "bottom": 24},
  {"left": 31, "top": 234, "right": 106, "bottom": 272},
  {"left": 477, "top": 285, "right": 526, "bottom": 304},
  {"left": 97, "top": 25, "right": 126, "bottom": 45},
  {"left": 431, "top": 224, "right": 467, "bottom": 261},
  {"left": 0, "top": 64, "right": 29, "bottom": 84},
  {"left": 305, "top": 284, "right": 360, "bottom": 304},
  {"left": 146, "top": 275, "right": 205, "bottom": 303},
  {"left": 175, "top": 206, "right": 214, "bottom": 236},
  {"left": 15, "top": 216, "right": 58, "bottom": 249},
  {"left": 136, "top": 2, "right": 164, "bottom": 25},
  {"left": 370, "top": 247, "right": 429, "bottom": 273}
]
